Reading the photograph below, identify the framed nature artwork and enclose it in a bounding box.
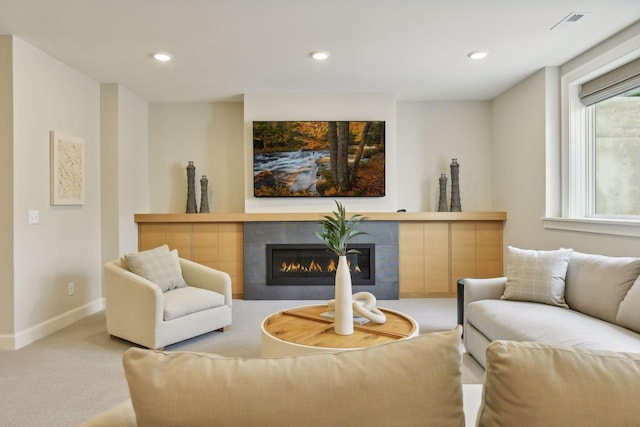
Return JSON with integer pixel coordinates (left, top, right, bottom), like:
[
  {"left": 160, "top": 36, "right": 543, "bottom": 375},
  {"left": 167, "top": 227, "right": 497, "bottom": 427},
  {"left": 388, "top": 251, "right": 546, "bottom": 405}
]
[
  {"left": 253, "top": 121, "right": 385, "bottom": 197},
  {"left": 50, "top": 130, "right": 85, "bottom": 205}
]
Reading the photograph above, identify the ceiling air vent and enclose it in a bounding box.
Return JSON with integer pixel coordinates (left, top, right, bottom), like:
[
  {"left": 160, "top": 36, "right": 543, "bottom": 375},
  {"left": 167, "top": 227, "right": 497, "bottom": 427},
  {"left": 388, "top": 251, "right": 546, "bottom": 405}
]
[
  {"left": 566, "top": 13, "right": 585, "bottom": 22},
  {"left": 550, "top": 12, "right": 588, "bottom": 30}
]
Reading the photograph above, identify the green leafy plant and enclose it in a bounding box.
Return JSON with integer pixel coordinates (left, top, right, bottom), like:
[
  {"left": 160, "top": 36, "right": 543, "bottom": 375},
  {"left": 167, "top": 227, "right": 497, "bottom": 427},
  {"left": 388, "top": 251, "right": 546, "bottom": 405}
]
[{"left": 316, "top": 200, "right": 368, "bottom": 256}]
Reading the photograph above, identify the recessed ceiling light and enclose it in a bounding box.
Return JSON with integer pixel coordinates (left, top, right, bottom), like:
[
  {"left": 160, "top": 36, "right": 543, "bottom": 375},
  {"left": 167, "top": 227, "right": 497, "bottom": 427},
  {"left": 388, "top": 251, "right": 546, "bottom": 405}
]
[
  {"left": 467, "top": 51, "right": 488, "bottom": 60},
  {"left": 153, "top": 52, "right": 173, "bottom": 62},
  {"left": 310, "top": 51, "right": 330, "bottom": 61}
]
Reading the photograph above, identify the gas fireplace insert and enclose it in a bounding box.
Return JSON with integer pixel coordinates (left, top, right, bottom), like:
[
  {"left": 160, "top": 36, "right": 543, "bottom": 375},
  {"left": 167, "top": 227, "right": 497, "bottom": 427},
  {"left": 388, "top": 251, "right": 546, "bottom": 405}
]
[{"left": 266, "top": 243, "right": 375, "bottom": 286}]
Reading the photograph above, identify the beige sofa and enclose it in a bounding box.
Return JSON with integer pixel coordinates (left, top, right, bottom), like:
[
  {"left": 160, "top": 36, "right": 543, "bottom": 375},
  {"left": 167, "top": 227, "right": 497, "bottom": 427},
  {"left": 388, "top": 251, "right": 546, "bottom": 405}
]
[
  {"left": 79, "top": 326, "right": 640, "bottom": 427},
  {"left": 104, "top": 247, "right": 232, "bottom": 349},
  {"left": 80, "top": 327, "right": 475, "bottom": 427},
  {"left": 464, "top": 248, "right": 640, "bottom": 367}
]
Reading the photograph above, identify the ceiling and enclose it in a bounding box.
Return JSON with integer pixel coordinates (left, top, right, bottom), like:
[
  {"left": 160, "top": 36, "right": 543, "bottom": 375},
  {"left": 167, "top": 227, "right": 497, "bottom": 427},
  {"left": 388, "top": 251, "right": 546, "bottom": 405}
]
[{"left": 1, "top": 0, "right": 639, "bottom": 103}]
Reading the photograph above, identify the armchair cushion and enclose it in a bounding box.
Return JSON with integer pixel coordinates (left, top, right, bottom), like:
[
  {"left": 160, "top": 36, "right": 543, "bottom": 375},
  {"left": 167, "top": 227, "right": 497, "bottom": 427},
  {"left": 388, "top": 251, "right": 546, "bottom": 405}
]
[
  {"left": 123, "top": 245, "right": 187, "bottom": 292},
  {"left": 163, "top": 287, "right": 226, "bottom": 321}
]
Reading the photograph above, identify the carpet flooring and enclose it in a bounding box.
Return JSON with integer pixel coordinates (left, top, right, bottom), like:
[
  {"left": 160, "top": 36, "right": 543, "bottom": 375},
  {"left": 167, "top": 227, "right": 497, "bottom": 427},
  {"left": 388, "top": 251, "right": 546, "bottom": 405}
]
[{"left": 0, "top": 298, "right": 484, "bottom": 426}]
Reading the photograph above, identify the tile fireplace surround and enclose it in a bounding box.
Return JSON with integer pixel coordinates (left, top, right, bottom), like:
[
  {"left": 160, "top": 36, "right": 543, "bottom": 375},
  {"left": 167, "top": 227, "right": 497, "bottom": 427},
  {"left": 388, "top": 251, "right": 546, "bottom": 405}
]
[{"left": 243, "top": 221, "right": 399, "bottom": 300}]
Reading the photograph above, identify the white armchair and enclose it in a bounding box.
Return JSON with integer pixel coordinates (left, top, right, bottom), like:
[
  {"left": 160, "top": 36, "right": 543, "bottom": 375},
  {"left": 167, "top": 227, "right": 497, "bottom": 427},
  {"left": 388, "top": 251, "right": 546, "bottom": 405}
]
[{"left": 104, "top": 256, "right": 232, "bottom": 349}]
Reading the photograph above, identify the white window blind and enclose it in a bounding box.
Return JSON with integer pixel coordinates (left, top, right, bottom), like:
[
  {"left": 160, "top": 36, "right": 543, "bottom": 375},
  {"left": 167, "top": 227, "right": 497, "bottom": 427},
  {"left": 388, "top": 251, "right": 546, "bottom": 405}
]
[{"left": 579, "top": 57, "right": 640, "bottom": 106}]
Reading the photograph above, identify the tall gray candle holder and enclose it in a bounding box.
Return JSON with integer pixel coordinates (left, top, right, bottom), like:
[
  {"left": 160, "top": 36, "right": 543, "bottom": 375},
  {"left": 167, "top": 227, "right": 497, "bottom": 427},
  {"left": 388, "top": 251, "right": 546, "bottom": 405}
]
[
  {"left": 449, "top": 158, "right": 461, "bottom": 212},
  {"left": 438, "top": 174, "right": 448, "bottom": 212},
  {"left": 199, "top": 175, "right": 210, "bottom": 213},
  {"left": 186, "top": 161, "right": 198, "bottom": 213}
]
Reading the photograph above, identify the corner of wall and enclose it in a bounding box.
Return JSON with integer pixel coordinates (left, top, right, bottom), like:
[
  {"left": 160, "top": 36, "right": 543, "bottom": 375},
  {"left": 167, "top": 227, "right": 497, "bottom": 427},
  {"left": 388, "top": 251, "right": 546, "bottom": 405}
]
[
  {"left": 0, "top": 35, "right": 15, "bottom": 336},
  {"left": 100, "top": 84, "right": 120, "bottom": 265},
  {"left": 544, "top": 67, "right": 561, "bottom": 217}
]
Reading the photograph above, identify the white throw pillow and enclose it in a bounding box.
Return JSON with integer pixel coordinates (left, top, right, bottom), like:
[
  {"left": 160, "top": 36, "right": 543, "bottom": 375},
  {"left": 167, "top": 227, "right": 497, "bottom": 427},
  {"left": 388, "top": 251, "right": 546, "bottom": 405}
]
[
  {"left": 501, "top": 246, "right": 573, "bottom": 307},
  {"left": 123, "top": 245, "right": 187, "bottom": 293}
]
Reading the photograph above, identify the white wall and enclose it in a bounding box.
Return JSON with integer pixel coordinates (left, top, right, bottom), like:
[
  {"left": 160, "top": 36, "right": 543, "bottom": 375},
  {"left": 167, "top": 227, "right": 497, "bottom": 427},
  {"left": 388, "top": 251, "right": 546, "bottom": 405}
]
[
  {"left": 396, "top": 101, "right": 493, "bottom": 212},
  {"left": 243, "top": 93, "right": 398, "bottom": 213},
  {"left": 148, "top": 102, "right": 244, "bottom": 213},
  {"left": 101, "top": 84, "right": 149, "bottom": 265},
  {"left": 100, "top": 85, "right": 119, "bottom": 265},
  {"left": 116, "top": 86, "right": 149, "bottom": 253},
  {"left": 492, "top": 69, "right": 549, "bottom": 248},
  {"left": 11, "top": 36, "right": 102, "bottom": 347},
  {"left": 147, "top": 96, "right": 496, "bottom": 215},
  {"left": 0, "top": 36, "right": 14, "bottom": 337}
]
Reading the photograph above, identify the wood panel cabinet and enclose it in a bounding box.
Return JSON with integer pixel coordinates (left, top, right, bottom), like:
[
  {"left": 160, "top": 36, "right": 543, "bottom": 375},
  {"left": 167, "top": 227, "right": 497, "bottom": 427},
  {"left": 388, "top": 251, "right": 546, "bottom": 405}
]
[
  {"left": 399, "top": 221, "right": 503, "bottom": 298},
  {"left": 138, "top": 222, "right": 244, "bottom": 297},
  {"left": 136, "top": 212, "right": 505, "bottom": 299},
  {"left": 425, "top": 222, "right": 452, "bottom": 294},
  {"left": 138, "top": 223, "right": 193, "bottom": 258}
]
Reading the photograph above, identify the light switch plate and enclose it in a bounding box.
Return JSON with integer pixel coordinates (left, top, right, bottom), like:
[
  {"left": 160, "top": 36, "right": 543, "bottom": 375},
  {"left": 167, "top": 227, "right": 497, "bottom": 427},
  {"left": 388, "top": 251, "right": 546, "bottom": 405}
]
[{"left": 28, "top": 210, "right": 39, "bottom": 224}]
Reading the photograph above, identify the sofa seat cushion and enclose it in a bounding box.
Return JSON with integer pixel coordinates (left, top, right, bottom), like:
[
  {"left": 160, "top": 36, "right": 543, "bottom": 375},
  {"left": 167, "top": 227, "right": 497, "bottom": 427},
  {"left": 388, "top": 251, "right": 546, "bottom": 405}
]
[
  {"left": 123, "top": 328, "right": 465, "bottom": 427},
  {"left": 478, "top": 340, "right": 640, "bottom": 427},
  {"left": 467, "top": 299, "right": 640, "bottom": 353},
  {"left": 163, "top": 287, "right": 226, "bottom": 321}
]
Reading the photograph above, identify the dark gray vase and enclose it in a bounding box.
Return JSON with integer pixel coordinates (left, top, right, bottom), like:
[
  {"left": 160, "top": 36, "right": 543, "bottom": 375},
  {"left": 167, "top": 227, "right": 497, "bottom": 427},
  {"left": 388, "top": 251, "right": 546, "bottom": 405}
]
[
  {"left": 199, "top": 175, "right": 210, "bottom": 213},
  {"left": 450, "top": 158, "right": 461, "bottom": 212},
  {"left": 186, "top": 161, "right": 197, "bottom": 213},
  {"left": 438, "top": 174, "right": 448, "bottom": 212}
]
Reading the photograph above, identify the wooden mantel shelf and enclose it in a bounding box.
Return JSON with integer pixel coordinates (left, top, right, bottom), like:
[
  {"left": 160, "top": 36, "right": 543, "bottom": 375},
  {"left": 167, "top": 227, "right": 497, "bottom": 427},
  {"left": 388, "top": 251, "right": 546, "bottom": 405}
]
[{"left": 135, "top": 211, "right": 506, "bottom": 223}]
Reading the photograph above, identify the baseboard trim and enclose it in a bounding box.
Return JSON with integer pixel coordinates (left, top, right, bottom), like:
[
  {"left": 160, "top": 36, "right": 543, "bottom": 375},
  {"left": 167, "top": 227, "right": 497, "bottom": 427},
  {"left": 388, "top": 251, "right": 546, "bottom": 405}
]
[{"left": 0, "top": 298, "right": 105, "bottom": 351}]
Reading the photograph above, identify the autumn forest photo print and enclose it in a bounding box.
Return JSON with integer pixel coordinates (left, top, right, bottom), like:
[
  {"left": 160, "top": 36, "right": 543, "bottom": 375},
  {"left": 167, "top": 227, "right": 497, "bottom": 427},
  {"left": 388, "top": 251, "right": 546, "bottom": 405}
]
[{"left": 253, "top": 121, "right": 385, "bottom": 197}]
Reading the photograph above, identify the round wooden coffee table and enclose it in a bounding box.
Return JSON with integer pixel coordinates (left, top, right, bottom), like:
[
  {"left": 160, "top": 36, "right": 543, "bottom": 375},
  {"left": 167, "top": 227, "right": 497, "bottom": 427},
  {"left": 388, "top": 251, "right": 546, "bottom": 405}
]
[{"left": 260, "top": 304, "right": 419, "bottom": 357}]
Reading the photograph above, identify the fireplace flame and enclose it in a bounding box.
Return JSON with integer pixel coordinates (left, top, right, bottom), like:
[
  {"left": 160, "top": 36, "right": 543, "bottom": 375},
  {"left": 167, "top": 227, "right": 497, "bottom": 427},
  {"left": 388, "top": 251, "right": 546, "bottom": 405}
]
[
  {"left": 279, "top": 257, "right": 362, "bottom": 275},
  {"left": 280, "top": 259, "right": 324, "bottom": 273},
  {"left": 309, "top": 259, "right": 323, "bottom": 272}
]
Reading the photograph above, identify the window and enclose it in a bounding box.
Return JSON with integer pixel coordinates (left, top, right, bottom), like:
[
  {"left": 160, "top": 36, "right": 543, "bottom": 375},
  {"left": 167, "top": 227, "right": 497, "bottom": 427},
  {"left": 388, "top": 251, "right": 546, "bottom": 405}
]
[
  {"left": 545, "top": 44, "right": 640, "bottom": 237},
  {"left": 592, "top": 87, "right": 640, "bottom": 217},
  {"left": 577, "top": 57, "right": 640, "bottom": 219}
]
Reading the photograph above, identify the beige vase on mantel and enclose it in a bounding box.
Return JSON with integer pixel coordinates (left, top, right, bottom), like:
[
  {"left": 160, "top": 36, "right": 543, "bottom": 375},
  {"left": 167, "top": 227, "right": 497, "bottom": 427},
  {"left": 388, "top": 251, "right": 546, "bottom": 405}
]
[{"left": 334, "top": 255, "right": 354, "bottom": 335}]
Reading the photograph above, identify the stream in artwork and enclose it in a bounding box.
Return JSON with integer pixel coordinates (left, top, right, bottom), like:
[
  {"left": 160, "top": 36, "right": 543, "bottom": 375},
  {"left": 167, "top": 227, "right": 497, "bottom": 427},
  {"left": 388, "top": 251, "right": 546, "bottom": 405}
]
[{"left": 254, "top": 149, "right": 330, "bottom": 193}]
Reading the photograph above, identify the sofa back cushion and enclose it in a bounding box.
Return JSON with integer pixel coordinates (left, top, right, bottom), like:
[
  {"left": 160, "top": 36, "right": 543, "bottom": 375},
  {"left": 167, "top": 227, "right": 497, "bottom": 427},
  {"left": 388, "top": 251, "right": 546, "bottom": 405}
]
[
  {"left": 616, "top": 275, "right": 640, "bottom": 333},
  {"left": 564, "top": 251, "right": 640, "bottom": 323},
  {"left": 478, "top": 340, "right": 640, "bottom": 427},
  {"left": 123, "top": 328, "right": 465, "bottom": 427}
]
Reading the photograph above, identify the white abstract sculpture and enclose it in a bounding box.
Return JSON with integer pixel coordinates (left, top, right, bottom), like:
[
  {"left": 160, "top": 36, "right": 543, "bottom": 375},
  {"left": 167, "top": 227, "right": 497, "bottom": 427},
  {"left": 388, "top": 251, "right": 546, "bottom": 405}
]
[{"left": 327, "top": 291, "right": 387, "bottom": 324}]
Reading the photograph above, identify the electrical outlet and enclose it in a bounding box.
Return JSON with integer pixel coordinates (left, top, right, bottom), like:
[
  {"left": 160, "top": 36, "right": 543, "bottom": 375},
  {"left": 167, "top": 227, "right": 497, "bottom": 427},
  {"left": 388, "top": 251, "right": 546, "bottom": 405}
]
[{"left": 68, "top": 282, "right": 75, "bottom": 296}]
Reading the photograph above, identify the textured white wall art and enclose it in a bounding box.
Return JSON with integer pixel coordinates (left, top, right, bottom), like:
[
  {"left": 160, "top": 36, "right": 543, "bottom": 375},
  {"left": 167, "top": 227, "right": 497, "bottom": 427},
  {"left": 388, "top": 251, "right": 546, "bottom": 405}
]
[{"left": 50, "top": 131, "right": 85, "bottom": 205}]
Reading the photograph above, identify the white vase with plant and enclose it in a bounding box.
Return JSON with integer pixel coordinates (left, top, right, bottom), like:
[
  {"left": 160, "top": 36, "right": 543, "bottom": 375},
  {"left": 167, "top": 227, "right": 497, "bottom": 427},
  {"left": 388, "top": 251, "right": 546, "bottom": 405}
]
[{"left": 316, "top": 201, "right": 368, "bottom": 335}]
